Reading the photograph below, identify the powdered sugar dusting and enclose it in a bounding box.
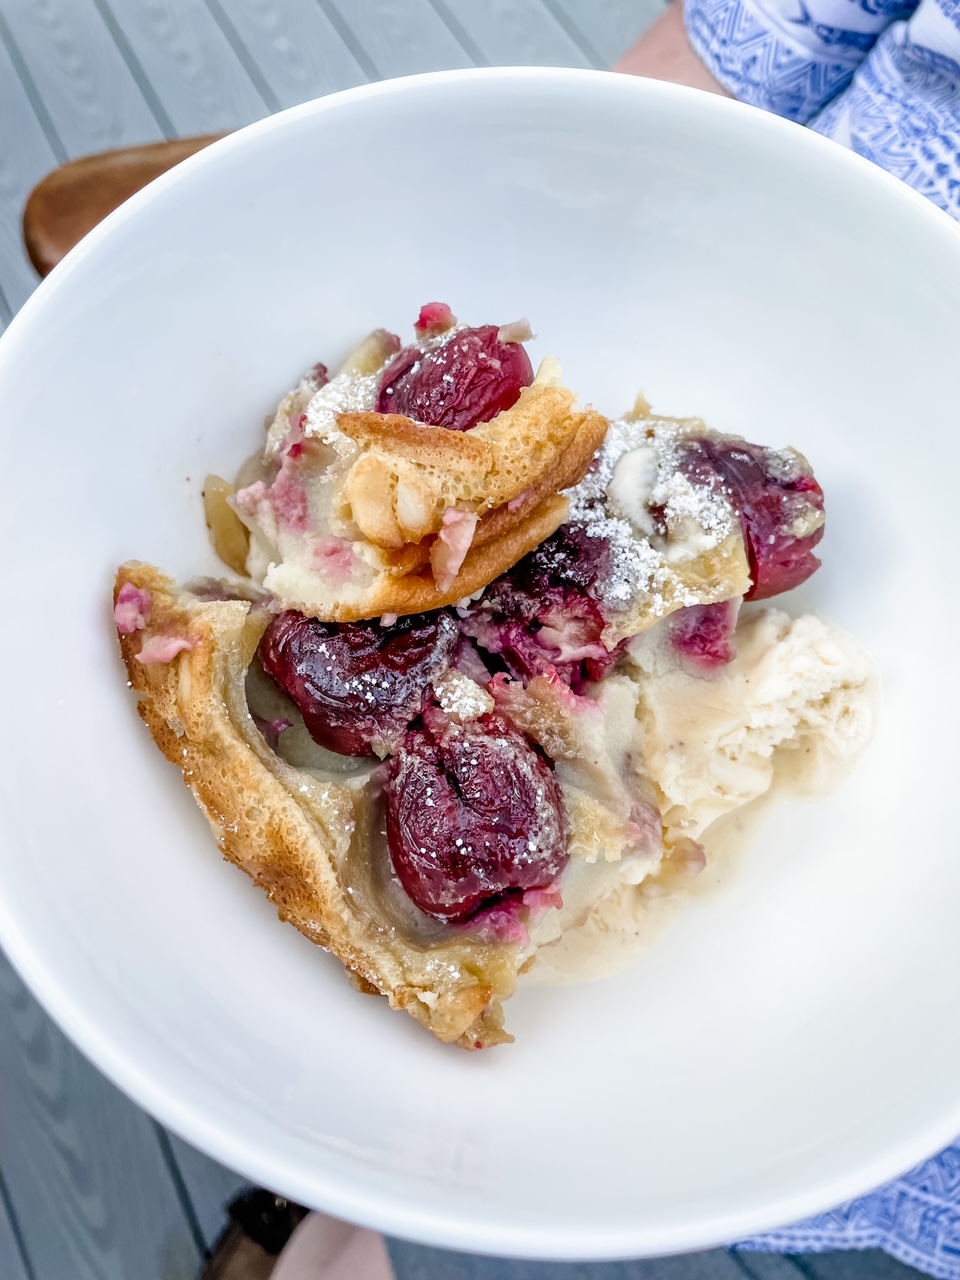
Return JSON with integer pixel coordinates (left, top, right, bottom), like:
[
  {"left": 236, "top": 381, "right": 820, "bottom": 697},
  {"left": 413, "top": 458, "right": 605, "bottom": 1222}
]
[
  {"left": 566, "top": 421, "right": 671, "bottom": 612},
  {"left": 566, "top": 417, "right": 736, "bottom": 619},
  {"left": 434, "top": 670, "right": 495, "bottom": 722},
  {"left": 419, "top": 322, "right": 467, "bottom": 353},
  {"left": 302, "top": 371, "right": 380, "bottom": 448},
  {"left": 649, "top": 420, "right": 734, "bottom": 550}
]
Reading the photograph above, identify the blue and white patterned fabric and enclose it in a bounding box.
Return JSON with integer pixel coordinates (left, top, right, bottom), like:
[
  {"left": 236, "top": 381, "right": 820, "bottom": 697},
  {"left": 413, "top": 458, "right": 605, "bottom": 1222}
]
[
  {"left": 738, "top": 1139, "right": 960, "bottom": 1277},
  {"left": 685, "top": 0, "right": 960, "bottom": 217}
]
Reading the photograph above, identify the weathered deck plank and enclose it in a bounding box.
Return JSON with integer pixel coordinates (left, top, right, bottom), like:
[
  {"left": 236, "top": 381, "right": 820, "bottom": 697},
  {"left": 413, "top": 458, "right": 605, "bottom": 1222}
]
[
  {"left": 544, "top": 0, "right": 668, "bottom": 65},
  {"left": 734, "top": 1254, "right": 808, "bottom": 1279},
  {"left": 0, "top": 0, "right": 163, "bottom": 154},
  {"left": 94, "top": 0, "right": 270, "bottom": 134},
  {"left": 207, "top": 0, "right": 370, "bottom": 110},
  {"left": 320, "top": 0, "right": 475, "bottom": 77},
  {"left": 434, "top": 0, "right": 594, "bottom": 67},
  {"left": 0, "top": 1170, "right": 30, "bottom": 1280},
  {"left": 0, "top": 950, "right": 201, "bottom": 1280},
  {"left": 165, "top": 1132, "right": 250, "bottom": 1251},
  {"left": 387, "top": 1242, "right": 770, "bottom": 1280},
  {"left": 0, "top": 10, "right": 79, "bottom": 311}
]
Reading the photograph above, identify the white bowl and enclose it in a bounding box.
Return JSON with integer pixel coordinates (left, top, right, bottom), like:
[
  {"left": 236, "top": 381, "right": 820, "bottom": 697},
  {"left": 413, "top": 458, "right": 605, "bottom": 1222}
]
[{"left": 1, "top": 68, "right": 959, "bottom": 1261}]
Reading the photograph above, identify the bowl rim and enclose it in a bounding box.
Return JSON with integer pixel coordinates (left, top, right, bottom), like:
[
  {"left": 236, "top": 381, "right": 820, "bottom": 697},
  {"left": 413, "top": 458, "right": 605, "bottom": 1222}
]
[{"left": 2, "top": 65, "right": 960, "bottom": 1260}]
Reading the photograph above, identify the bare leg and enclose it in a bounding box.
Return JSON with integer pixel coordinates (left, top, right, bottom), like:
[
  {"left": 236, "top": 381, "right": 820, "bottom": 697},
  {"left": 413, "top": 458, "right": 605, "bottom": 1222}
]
[
  {"left": 613, "top": 3, "right": 730, "bottom": 95},
  {"left": 271, "top": 1213, "right": 395, "bottom": 1280}
]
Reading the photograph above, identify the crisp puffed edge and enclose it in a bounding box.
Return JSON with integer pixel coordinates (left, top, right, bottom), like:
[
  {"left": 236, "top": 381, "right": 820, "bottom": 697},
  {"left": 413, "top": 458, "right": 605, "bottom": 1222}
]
[
  {"left": 374, "top": 399, "right": 609, "bottom": 569},
  {"left": 115, "top": 562, "right": 518, "bottom": 1049},
  {"left": 335, "top": 382, "right": 609, "bottom": 547}
]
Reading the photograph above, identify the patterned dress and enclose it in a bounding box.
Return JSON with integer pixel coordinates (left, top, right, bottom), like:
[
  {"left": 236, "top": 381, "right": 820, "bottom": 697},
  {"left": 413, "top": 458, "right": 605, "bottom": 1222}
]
[{"left": 685, "top": 0, "right": 960, "bottom": 217}]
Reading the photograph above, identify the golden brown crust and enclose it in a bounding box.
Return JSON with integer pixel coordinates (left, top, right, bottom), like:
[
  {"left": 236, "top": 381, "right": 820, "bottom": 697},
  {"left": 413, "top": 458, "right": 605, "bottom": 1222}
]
[
  {"left": 335, "top": 379, "right": 609, "bottom": 549},
  {"left": 115, "top": 562, "right": 519, "bottom": 1048},
  {"left": 469, "top": 405, "right": 607, "bottom": 550},
  {"left": 235, "top": 358, "right": 610, "bottom": 624},
  {"left": 337, "top": 411, "right": 493, "bottom": 466},
  {"left": 372, "top": 395, "right": 604, "bottom": 578}
]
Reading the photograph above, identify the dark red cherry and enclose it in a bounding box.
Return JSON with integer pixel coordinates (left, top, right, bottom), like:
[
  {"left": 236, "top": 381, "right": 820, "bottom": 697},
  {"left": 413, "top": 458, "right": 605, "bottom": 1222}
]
[
  {"left": 680, "top": 436, "right": 825, "bottom": 601},
  {"left": 462, "top": 524, "right": 624, "bottom": 688},
  {"left": 376, "top": 325, "right": 534, "bottom": 431},
  {"left": 258, "top": 610, "right": 458, "bottom": 757},
  {"left": 384, "top": 711, "right": 567, "bottom": 920}
]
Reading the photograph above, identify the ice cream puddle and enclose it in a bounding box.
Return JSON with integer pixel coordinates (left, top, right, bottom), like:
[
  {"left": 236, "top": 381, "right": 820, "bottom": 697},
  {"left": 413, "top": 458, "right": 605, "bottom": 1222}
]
[{"left": 524, "top": 605, "right": 877, "bottom": 985}]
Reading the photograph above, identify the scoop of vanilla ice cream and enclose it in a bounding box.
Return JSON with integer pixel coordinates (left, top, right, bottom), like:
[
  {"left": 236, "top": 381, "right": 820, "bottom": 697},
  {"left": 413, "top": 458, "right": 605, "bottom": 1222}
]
[
  {"left": 626, "top": 607, "right": 876, "bottom": 841},
  {"left": 526, "top": 607, "right": 876, "bottom": 986}
]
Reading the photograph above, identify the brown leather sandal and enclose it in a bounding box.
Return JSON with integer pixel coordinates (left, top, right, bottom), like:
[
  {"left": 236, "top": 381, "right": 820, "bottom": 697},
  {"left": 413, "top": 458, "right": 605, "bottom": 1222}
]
[
  {"left": 201, "top": 1189, "right": 309, "bottom": 1280},
  {"left": 22, "top": 134, "right": 224, "bottom": 277}
]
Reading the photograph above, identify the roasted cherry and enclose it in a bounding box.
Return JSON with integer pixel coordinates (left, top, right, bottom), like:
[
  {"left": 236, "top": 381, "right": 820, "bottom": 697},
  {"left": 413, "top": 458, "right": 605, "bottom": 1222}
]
[
  {"left": 376, "top": 325, "right": 533, "bottom": 431},
  {"left": 258, "top": 610, "right": 458, "bottom": 757},
  {"left": 679, "top": 436, "right": 825, "bottom": 601},
  {"left": 462, "top": 524, "right": 623, "bottom": 688},
  {"left": 384, "top": 711, "right": 567, "bottom": 920}
]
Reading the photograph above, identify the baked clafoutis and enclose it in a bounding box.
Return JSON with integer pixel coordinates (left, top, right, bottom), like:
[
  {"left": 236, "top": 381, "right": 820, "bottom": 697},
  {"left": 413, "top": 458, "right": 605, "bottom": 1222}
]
[{"left": 114, "top": 304, "right": 873, "bottom": 1048}]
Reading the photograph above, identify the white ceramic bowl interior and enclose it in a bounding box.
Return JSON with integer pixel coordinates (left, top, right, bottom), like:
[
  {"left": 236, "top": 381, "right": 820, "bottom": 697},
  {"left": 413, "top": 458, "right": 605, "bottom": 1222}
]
[{"left": 1, "top": 69, "right": 960, "bottom": 1260}]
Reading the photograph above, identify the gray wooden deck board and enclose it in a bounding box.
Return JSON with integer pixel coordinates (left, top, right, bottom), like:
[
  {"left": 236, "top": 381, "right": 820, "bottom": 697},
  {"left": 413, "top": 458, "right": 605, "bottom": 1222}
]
[
  {"left": 794, "top": 1252, "right": 931, "bottom": 1280},
  {"left": 0, "top": 1170, "right": 30, "bottom": 1280},
  {"left": 544, "top": 0, "right": 669, "bottom": 66},
  {"left": 0, "top": 24, "right": 58, "bottom": 314},
  {"left": 388, "top": 1243, "right": 760, "bottom": 1280},
  {"left": 434, "top": 0, "right": 594, "bottom": 68},
  {"left": 0, "top": 0, "right": 164, "bottom": 155},
  {"left": 95, "top": 0, "right": 271, "bottom": 134},
  {"left": 734, "top": 1255, "right": 807, "bottom": 1279},
  {"left": 0, "top": 1, "right": 935, "bottom": 1277},
  {"left": 320, "top": 0, "right": 475, "bottom": 77},
  {"left": 385, "top": 1248, "right": 926, "bottom": 1280},
  {"left": 207, "top": 0, "right": 370, "bottom": 110},
  {"left": 0, "top": 951, "right": 201, "bottom": 1280}
]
